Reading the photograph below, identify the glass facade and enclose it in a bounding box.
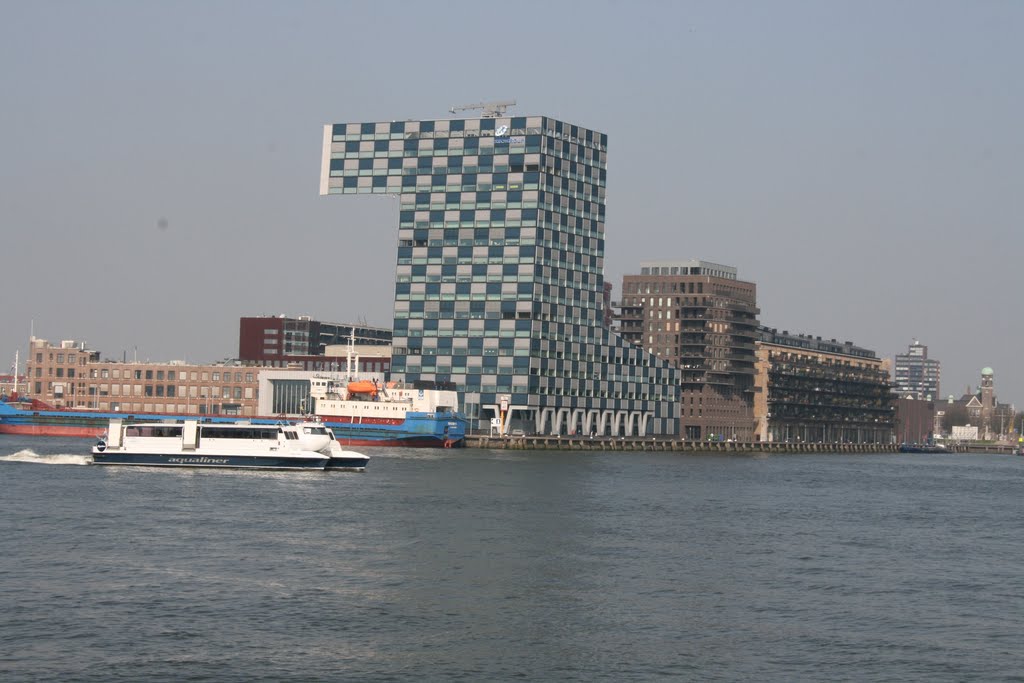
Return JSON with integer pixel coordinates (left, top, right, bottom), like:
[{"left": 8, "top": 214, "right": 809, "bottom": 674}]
[{"left": 320, "top": 115, "right": 678, "bottom": 436}]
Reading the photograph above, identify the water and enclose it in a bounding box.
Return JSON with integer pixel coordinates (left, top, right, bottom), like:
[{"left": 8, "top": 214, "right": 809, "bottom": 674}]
[{"left": 2, "top": 435, "right": 1023, "bottom": 682}]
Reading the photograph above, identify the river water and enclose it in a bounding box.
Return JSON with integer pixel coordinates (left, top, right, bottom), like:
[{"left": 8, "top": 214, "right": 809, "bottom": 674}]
[{"left": 1, "top": 435, "right": 1022, "bottom": 682}]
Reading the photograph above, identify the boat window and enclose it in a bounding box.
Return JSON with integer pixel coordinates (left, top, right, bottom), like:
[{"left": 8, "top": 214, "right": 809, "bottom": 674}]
[
  {"left": 200, "top": 427, "right": 279, "bottom": 440},
  {"left": 126, "top": 425, "right": 182, "bottom": 437}
]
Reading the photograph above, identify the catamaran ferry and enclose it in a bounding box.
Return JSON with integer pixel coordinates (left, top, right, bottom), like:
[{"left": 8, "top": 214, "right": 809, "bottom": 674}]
[{"left": 91, "top": 419, "right": 369, "bottom": 471}]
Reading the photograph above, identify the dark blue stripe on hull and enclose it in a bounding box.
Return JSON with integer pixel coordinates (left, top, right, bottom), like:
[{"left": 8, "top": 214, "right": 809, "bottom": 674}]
[
  {"left": 91, "top": 453, "right": 327, "bottom": 470},
  {"left": 325, "top": 457, "right": 369, "bottom": 470}
]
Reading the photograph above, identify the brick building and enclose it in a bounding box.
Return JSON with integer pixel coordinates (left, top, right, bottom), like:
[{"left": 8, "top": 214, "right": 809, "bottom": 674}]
[
  {"left": 617, "top": 260, "right": 759, "bottom": 440},
  {"left": 25, "top": 337, "right": 260, "bottom": 416}
]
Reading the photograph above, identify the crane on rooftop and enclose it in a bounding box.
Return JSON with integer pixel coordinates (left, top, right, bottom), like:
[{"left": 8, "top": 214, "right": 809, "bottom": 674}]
[{"left": 449, "top": 99, "right": 516, "bottom": 118}]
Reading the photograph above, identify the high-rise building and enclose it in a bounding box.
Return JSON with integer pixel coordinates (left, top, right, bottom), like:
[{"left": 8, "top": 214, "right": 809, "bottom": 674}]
[
  {"left": 893, "top": 340, "right": 941, "bottom": 400},
  {"left": 616, "top": 260, "right": 759, "bottom": 440},
  {"left": 319, "top": 110, "right": 679, "bottom": 436}
]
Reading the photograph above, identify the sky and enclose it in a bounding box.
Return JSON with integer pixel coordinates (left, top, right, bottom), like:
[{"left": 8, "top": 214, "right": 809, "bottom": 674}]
[{"left": 2, "top": 0, "right": 1021, "bottom": 405}]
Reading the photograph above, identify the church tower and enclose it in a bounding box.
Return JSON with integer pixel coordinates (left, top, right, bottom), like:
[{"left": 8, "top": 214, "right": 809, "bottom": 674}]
[{"left": 980, "top": 367, "right": 995, "bottom": 439}]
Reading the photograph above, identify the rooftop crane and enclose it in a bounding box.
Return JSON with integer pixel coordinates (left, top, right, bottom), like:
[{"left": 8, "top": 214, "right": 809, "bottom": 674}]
[{"left": 449, "top": 99, "right": 516, "bottom": 118}]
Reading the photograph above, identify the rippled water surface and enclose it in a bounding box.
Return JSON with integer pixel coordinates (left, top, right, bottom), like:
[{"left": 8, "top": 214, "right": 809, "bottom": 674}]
[{"left": 2, "top": 435, "right": 1023, "bottom": 682}]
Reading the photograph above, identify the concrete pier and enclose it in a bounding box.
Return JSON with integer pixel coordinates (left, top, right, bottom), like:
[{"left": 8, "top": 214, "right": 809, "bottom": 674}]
[{"left": 464, "top": 435, "right": 896, "bottom": 453}]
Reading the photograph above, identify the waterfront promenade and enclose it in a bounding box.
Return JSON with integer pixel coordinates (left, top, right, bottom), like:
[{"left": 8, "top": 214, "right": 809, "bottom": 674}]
[
  {"left": 466, "top": 435, "right": 1021, "bottom": 455},
  {"left": 467, "top": 435, "right": 895, "bottom": 453}
]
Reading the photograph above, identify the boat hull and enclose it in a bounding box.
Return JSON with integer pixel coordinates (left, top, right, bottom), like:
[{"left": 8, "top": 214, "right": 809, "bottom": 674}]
[
  {"left": 325, "top": 455, "right": 370, "bottom": 470},
  {"left": 320, "top": 413, "right": 467, "bottom": 448},
  {"left": 323, "top": 433, "right": 456, "bottom": 448},
  {"left": 91, "top": 452, "right": 328, "bottom": 470},
  {"left": 0, "top": 403, "right": 466, "bottom": 447},
  {"left": 898, "top": 444, "right": 949, "bottom": 454},
  {"left": 0, "top": 422, "right": 105, "bottom": 438}
]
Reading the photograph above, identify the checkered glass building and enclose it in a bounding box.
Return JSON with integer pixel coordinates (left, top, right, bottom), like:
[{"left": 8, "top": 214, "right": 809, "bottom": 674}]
[{"left": 320, "top": 114, "right": 679, "bottom": 436}]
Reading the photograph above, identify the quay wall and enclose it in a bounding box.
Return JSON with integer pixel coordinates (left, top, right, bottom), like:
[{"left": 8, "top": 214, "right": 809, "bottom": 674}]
[{"left": 464, "top": 436, "right": 896, "bottom": 453}]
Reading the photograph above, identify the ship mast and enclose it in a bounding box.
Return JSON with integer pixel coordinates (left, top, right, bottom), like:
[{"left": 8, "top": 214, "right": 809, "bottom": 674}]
[{"left": 346, "top": 329, "right": 355, "bottom": 380}]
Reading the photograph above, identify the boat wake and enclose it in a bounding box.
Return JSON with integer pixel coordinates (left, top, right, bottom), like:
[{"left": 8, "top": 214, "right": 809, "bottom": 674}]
[{"left": 0, "top": 450, "right": 93, "bottom": 466}]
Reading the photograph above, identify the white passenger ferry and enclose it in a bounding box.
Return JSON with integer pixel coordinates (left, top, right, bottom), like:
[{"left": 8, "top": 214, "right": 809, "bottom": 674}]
[{"left": 91, "top": 419, "right": 369, "bottom": 471}]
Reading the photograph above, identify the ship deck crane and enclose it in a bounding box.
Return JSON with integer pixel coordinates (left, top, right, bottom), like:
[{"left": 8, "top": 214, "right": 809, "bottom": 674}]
[{"left": 449, "top": 99, "right": 516, "bottom": 118}]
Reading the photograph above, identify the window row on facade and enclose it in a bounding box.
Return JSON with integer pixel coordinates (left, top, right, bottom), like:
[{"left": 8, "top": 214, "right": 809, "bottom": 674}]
[
  {"left": 329, "top": 144, "right": 606, "bottom": 174},
  {"left": 344, "top": 157, "right": 603, "bottom": 185},
  {"left": 34, "top": 367, "right": 255, "bottom": 383},
  {"left": 395, "top": 253, "right": 601, "bottom": 276},
  {"left": 333, "top": 168, "right": 603, "bottom": 195},
  {"left": 397, "top": 200, "right": 602, "bottom": 222},
  {"left": 396, "top": 246, "right": 601, "bottom": 268},
  {"left": 399, "top": 198, "right": 603, "bottom": 221},
  {"left": 95, "top": 384, "right": 253, "bottom": 399},
  {"left": 36, "top": 353, "right": 86, "bottom": 365},
  {"left": 33, "top": 381, "right": 252, "bottom": 399},
  {"left": 331, "top": 131, "right": 606, "bottom": 155},
  {"left": 331, "top": 118, "right": 607, "bottom": 150},
  {"left": 397, "top": 218, "right": 602, "bottom": 238}
]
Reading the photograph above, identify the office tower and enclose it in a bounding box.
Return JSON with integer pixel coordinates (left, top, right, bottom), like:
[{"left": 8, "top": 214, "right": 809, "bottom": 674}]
[
  {"left": 320, "top": 108, "right": 678, "bottom": 436},
  {"left": 893, "top": 340, "right": 941, "bottom": 400}
]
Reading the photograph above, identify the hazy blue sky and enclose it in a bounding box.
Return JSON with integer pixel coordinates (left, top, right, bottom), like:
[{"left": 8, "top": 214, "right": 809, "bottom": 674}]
[{"left": 2, "top": 1, "right": 1021, "bottom": 405}]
